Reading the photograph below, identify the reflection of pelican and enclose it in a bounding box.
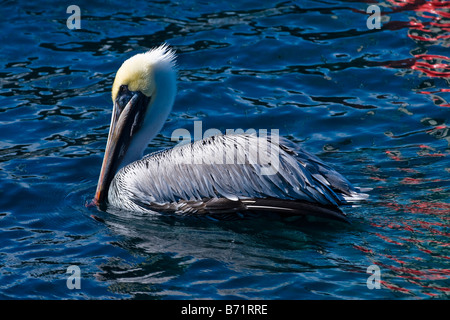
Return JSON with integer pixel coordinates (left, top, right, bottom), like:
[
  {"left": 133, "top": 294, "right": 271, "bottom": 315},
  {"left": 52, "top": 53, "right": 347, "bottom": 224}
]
[{"left": 93, "top": 44, "right": 369, "bottom": 222}]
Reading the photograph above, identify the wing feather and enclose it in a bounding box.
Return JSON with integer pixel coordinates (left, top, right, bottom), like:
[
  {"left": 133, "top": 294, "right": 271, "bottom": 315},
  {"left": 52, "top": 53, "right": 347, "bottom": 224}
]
[{"left": 109, "top": 133, "right": 369, "bottom": 219}]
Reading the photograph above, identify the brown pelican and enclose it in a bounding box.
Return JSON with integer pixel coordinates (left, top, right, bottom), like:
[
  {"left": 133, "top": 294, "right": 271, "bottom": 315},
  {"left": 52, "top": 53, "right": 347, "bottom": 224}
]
[{"left": 93, "top": 44, "right": 369, "bottom": 222}]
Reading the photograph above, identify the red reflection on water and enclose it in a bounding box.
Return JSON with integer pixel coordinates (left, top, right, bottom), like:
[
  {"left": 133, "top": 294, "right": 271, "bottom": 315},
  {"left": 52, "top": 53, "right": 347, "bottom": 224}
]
[
  {"left": 353, "top": 1, "right": 450, "bottom": 296},
  {"left": 379, "top": 263, "right": 450, "bottom": 281},
  {"left": 353, "top": 245, "right": 373, "bottom": 254},
  {"left": 426, "top": 124, "right": 448, "bottom": 133},
  {"left": 417, "top": 144, "right": 447, "bottom": 156},
  {"left": 408, "top": 200, "right": 450, "bottom": 215},
  {"left": 386, "top": 0, "right": 450, "bottom": 14},
  {"left": 380, "top": 280, "right": 412, "bottom": 294},
  {"left": 385, "top": 150, "right": 402, "bottom": 161},
  {"left": 358, "top": 192, "right": 450, "bottom": 296},
  {"left": 426, "top": 124, "right": 450, "bottom": 142},
  {"left": 400, "top": 177, "right": 443, "bottom": 184},
  {"left": 401, "top": 237, "right": 450, "bottom": 248},
  {"left": 411, "top": 281, "right": 450, "bottom": 294},
  {"left": 418, "top": 91, "right": 450, "bottom": 107},
  {"left": 364, "top": 0, "right": 450, "bottom": 76},
  {"left": 401, "top": 177, "right": 423, "bottom": 184},
  {"left": 380, "top": 199, "right": 450, "bottom": 257},
  {"left": 382, "top": 0, "right": 450, "bottom": 106},
  {"left": 370, "top": 176, "right": 387, "bottom": 182},
  {"left": 375, "top": 232, "right": 405, "bottom": 245},
  {"left": 382, "top": 54, "right": 450, "bottom": 79},
  {"left": 410, "top": 54, "right": 450, "bottom": 78}
]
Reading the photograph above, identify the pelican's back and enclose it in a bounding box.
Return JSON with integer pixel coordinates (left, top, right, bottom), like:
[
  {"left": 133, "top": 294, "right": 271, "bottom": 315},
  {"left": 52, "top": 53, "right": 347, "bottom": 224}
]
[{"left": 108, "top": 134, "right": 368, "bottom": 221}]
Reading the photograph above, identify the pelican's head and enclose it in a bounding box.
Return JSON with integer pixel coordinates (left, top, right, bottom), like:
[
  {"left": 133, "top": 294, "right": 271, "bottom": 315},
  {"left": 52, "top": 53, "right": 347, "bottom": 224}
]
[{"left": 94, "top": 44, "right": 177, "bottom": 205}]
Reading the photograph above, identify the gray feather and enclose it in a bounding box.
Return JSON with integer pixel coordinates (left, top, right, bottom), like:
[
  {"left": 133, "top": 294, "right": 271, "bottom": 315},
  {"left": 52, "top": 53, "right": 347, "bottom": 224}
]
[{"left": 108, "top": 133, "right": 369, "bottom": 221}]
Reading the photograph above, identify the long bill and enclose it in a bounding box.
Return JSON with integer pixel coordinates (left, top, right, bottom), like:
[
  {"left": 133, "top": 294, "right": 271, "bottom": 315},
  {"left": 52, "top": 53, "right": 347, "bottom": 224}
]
[{"left": 93, "top": 91, "right": 149, "bottom": 206}]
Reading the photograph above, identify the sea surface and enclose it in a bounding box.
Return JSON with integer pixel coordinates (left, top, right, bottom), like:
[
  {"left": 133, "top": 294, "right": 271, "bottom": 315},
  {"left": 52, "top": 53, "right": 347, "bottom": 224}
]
[{"left": 0, "top": 0, "right": 449, "bottom": 300}]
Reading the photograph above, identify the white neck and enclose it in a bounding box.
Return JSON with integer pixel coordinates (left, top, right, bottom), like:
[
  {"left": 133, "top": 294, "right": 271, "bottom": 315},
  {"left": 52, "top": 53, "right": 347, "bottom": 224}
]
[{"left": 119, "top": 65, "right": 177, "bottom": 170}]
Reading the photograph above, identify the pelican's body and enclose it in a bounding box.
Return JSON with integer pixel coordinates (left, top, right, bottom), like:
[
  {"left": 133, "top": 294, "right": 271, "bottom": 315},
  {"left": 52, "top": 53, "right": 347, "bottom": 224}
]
[{"left": 94, "top": 44, "right": 369, "bottom": 222}]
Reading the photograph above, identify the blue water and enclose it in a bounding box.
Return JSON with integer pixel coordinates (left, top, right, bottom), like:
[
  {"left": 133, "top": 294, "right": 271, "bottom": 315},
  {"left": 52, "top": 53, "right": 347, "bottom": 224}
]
[{"left": 1, "top": 0, "right": 449, "bottom": 300}]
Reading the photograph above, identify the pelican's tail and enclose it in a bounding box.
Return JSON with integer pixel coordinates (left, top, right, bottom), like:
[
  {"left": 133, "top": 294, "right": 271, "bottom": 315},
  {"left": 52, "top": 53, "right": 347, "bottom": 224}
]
[
  {"left": 241, "top": 198, "right": 351, "bottom": 223},
  {"left": 341, "top": 187, "right": 372, "bottom": 203}
]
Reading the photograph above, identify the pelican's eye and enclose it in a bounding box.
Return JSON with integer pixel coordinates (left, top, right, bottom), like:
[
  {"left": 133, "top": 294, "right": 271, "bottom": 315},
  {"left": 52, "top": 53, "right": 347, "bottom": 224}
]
[
  {"left": 119, "top": 84, "right": 127, "bottom": 94},
  {"left": 116, "top": 85, "right": 134, "bottom": 113}
]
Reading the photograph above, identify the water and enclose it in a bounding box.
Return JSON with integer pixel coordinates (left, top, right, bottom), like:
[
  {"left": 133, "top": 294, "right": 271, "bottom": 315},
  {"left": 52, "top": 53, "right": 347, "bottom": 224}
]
[{"left": 0, "top": 0, "right": 449, "bottom": 300}]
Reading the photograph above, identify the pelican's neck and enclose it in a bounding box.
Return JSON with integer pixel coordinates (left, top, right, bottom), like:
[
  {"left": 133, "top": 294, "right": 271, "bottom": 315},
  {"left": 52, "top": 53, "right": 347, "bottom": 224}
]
[{"left": 118, "top": 66, "right": 177, "bottom": 171}]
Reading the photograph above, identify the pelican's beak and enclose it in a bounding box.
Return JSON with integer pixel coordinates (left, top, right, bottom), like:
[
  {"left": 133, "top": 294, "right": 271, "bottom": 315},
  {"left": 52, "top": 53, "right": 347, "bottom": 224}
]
[{"left": 93, "top": 87, "right": 151, "bottom": 205}]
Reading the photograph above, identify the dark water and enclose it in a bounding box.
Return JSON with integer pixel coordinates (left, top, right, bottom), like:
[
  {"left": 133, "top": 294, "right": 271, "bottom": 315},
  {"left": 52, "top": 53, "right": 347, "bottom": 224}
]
[{"left": 1, "top": 0, "right": 449, "bottom": 300}]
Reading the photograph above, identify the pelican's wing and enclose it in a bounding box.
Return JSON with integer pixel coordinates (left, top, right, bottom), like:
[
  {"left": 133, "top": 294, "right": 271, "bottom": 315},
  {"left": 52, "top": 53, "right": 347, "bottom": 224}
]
[
  {"left": 128, "top": 197, "right": 350, "bottom": 223},
  {"left": 110, "top": 134, "right": 368, "bottom": 219},
  {"left": 283, "top": 141, "right": 371, "bottom": 203}
]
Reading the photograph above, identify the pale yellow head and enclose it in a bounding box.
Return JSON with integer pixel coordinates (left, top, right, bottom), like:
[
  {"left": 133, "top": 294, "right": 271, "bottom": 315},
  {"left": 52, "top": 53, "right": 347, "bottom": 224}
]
[{"left": 111, "top": 44, "right": 176, "bottom": 102}]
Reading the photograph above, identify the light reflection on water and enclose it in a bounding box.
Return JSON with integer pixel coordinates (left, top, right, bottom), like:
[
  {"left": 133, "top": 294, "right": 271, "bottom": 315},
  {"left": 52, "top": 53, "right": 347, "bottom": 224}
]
[{"left": 0, "top": 0, "right": 449, "bottom": 299}]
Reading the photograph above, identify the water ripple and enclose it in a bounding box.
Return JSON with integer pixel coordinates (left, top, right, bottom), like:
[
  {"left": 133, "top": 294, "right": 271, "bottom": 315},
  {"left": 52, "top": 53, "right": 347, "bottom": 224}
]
[{"left": 0, "top": 0, "right": 449, "bottom": 299}]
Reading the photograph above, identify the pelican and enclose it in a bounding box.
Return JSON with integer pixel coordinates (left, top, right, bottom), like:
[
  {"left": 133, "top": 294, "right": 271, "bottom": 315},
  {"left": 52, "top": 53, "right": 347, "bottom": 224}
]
[{"left": 93, "top": 44, "right": 369, "bottom": 222}]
